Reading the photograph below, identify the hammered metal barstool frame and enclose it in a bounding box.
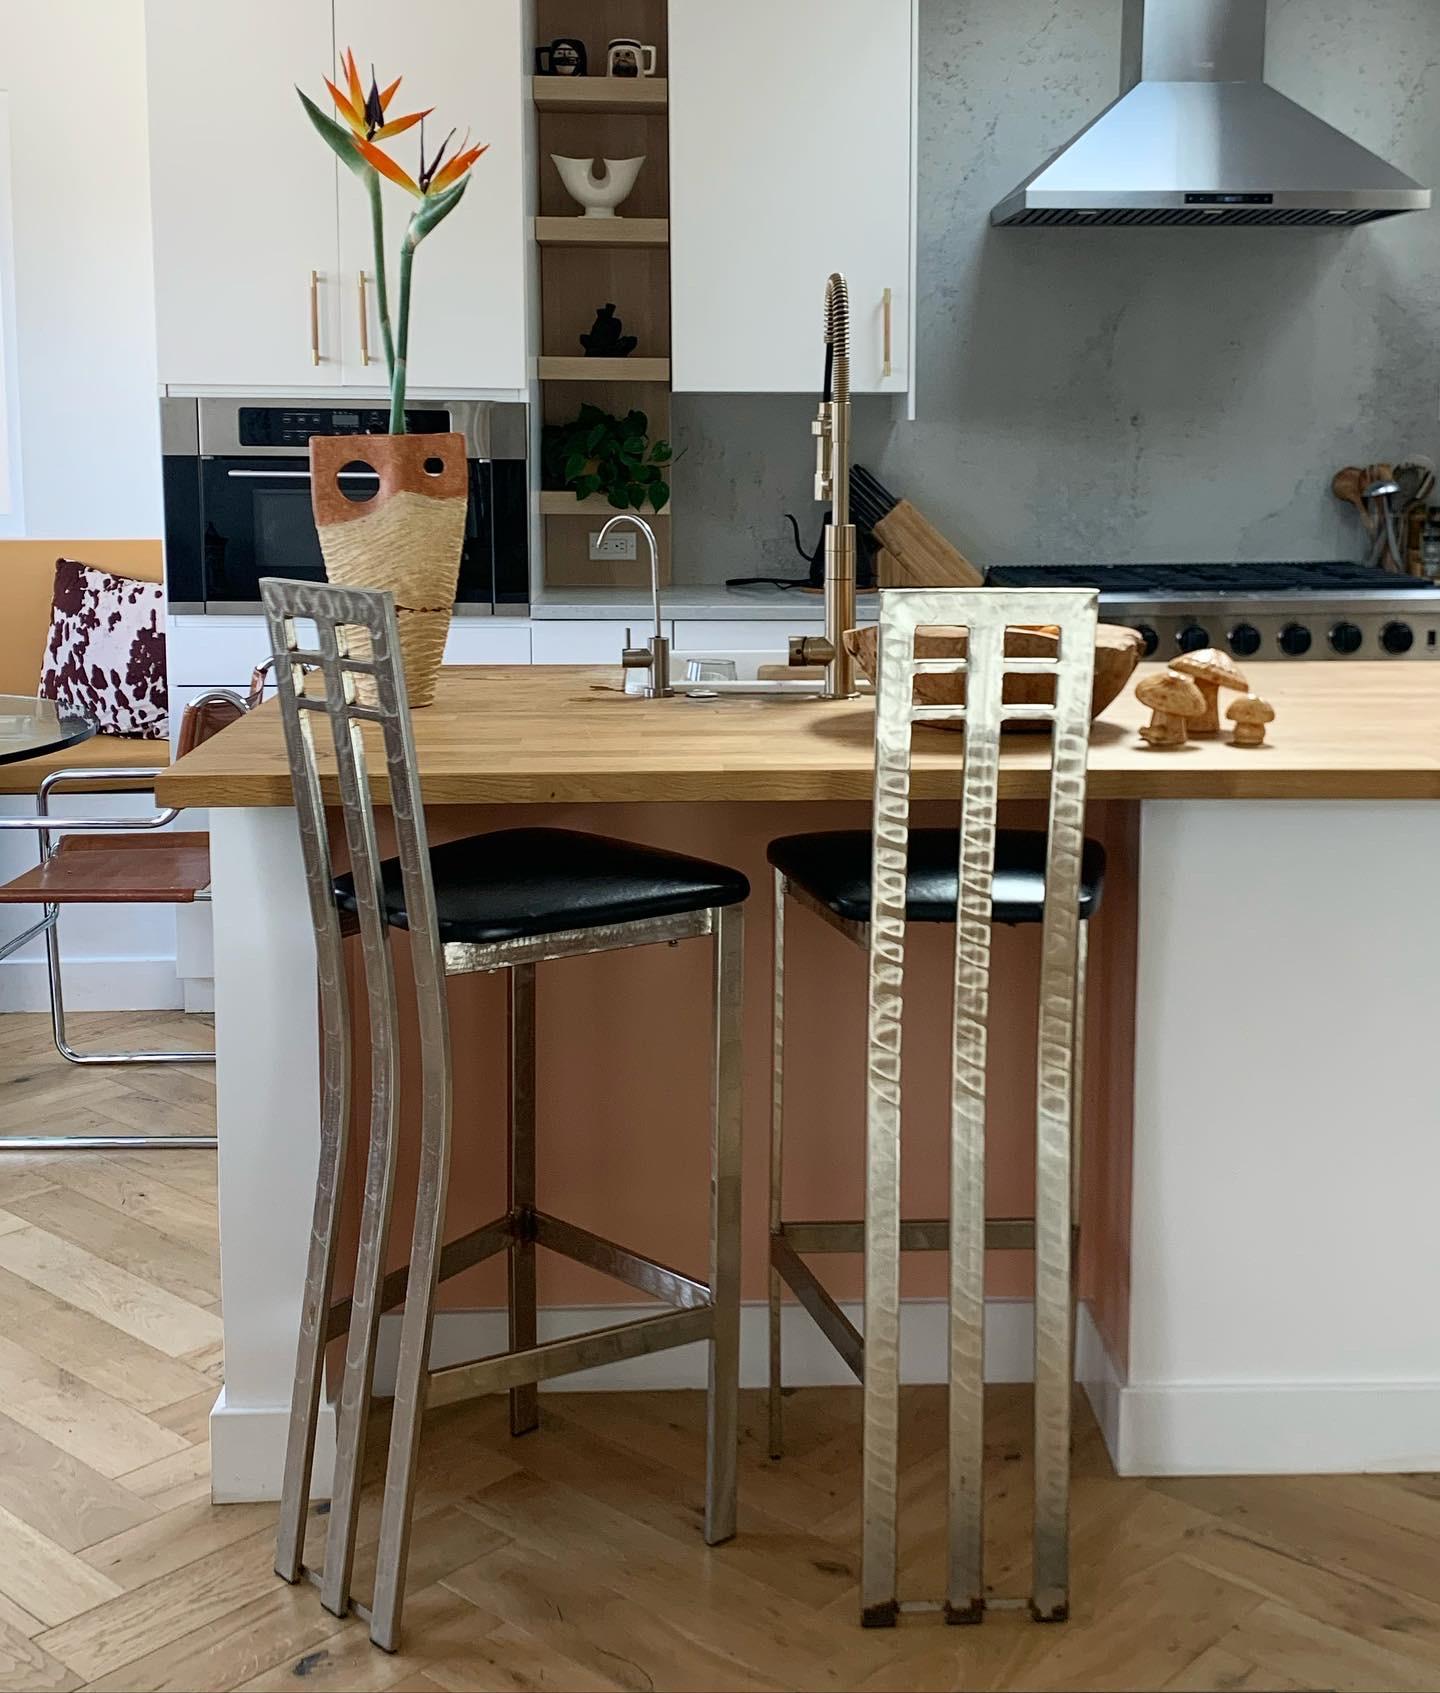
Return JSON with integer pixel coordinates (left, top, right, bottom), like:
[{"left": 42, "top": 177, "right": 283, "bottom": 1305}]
[
  {"left": 767, "top": 587, "right": 1098, "bottom": 1627},
  {"left": 260, "top": 579, "right": 743, "bottom": 1654}
]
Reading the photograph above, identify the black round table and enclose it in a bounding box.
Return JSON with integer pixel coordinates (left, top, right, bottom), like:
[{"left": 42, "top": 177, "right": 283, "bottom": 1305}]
[{"left": 0, "top": 696, "right": 94, "bottom": 767}]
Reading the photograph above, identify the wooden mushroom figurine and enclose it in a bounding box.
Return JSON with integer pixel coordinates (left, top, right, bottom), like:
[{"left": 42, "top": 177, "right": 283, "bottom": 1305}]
[
  {"left": 1136, "top": 671, "right": 1206, "bottom": 747},
  {"left": 1168, "top": 647, "right": 1248, "bottom": 736},
  {"left": 1227, "top": 694, "right": 1275, "bottom": 747}
]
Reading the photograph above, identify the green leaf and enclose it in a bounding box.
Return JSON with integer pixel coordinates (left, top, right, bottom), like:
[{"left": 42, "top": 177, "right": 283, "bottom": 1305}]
[
  {"left": 607, "top": 488, "right": 629, "bottom": 510},
  {"left": 627, "top": 483, "right": 646, "bottom": 508},
  {"left": 584, "top": 423, "right": 607, "bottom": 454},
  {"left": 297, "top": 88, "right": 371, "bottom": 180},
  {"left": 574, "top": 474, "right": 602, "bottom": 500},
  {"left": 636, "top": 464, "right": 659, "bottom": 484},
  {"left": 563, "top": 452, "right": 587, "bottom": 483},
  {"left": 650, "top": 441, "right": 673, "bottom": 464},
  {"left": 408, "top": 175, "right": 470, "bottom": 244},
  {"left": 622, "top": 436, "right": 646, "bottom": 459},
  {"left": 650, "top": 481, "right": 670, "bottom": 512}
]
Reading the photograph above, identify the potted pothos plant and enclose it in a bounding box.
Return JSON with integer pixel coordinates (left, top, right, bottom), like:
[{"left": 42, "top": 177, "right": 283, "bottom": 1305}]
[
  {"left": 295, "top": 53, "right": 487, "bottom": 706},
  {"left": 542, "top": 405, "right": 675, "bottom": 514}
]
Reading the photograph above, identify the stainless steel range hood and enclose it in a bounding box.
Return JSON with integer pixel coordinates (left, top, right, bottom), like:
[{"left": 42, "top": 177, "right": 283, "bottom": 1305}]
[{"left": 992, "top": 0, "right": 1431, "bottom": 228}]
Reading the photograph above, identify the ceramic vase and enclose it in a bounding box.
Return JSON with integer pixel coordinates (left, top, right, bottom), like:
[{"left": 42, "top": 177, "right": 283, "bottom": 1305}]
[
  {"left": 309, "top": 431, "right": 467, "bottom": 708},
  {"left": 551, "top": 155, "right": 645, "bottom": 217}
]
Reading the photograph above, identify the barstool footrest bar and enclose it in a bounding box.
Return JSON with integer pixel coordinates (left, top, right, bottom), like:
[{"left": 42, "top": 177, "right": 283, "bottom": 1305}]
[
  {"left": 533, "top": 1211, "right": 711, "bottom": 1310},
  {"left": 427, "top": 1305, "right": 714, "bottom": 1409},
  {"left": 780, "top": 1217, "right": 1038, "bottom": 1254},
  {"left": 325, "top": 1214, "right": 514, "bottom": 1342},
  {"left": 771, "top": 1236, "right": 864, "bottom": 1379}
]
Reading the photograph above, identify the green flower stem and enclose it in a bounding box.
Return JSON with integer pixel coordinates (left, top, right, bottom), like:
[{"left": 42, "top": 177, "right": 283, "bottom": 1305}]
[
  {"left": 367, "top": 171, "right": 395, "bottom": 381},
  {"left": 389, "top": 229, "right": 417, "bottom": 434}
]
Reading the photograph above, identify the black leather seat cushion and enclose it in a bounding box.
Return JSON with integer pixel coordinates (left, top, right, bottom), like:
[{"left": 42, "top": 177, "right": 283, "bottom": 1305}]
[
  {"left": 335, "top": 827, "right": 749, "bottom": 945},
  {"left": 767, "top": 829, "right": 1105, "bottom": 927}
]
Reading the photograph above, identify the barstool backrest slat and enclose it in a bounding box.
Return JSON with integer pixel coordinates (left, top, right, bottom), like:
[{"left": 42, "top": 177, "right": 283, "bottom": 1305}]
[{"left": 860, "top": 585, "right": 1099, "bottom": 1623}]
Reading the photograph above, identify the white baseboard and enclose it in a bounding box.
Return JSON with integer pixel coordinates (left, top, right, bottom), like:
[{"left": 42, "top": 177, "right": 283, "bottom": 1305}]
[
  {"left": 0, "top": 956, "right": 184, "bottom": 1013},
  {"left": 1110, "top": 1380, "right": 1440, "bottom": 1477},
  {"left": 210, "top": 1386, "right": 336, "bottom": 1504},
  {"left": 209, "top": 1302, "right": 1439, "bottom": 1501}
]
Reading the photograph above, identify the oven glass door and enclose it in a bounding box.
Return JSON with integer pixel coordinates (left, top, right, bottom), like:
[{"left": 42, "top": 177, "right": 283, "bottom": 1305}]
[{"left": 196, "top": 457, "right": 497, "bottom": 609}]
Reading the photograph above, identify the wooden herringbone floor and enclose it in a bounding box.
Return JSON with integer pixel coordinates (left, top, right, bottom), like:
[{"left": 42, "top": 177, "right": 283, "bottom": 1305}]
[{"left": 2, "top": 1012, "right": 1440, "bottom": 1691}]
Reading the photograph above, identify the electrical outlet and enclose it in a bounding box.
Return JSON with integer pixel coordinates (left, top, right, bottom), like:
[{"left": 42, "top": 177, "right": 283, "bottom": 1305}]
[{"left": 590, "top": 529, "right": 636, "bottom": 561}]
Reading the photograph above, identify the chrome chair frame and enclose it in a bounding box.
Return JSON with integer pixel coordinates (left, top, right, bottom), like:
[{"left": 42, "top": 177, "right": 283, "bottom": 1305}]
[
  {"left": 0, "top": 683, "right": 256, "bottom": 1147},
  {"left": 262, "top": 578, "right": 742, "bottom": 1655},
  {"left": 767, "top": 587, "right": 1097, "bottom": 1627}
]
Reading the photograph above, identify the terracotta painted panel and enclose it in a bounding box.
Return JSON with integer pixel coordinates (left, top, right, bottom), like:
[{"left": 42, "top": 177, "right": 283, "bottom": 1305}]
[{"left": 331, "top": 799, "right": 1136, "bottom": 1367}]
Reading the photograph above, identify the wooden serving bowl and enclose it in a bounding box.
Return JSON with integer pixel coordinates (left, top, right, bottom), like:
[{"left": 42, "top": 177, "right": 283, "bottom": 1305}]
[{"left": 842, "top": 623, "right": 1144, "bottom": 732}]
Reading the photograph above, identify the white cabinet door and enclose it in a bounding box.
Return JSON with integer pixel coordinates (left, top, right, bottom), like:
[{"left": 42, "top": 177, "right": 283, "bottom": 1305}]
[
  {"left": 334, "top": 0, "right": 528, "bottom": 392},
  {"left": 669, "top": 0, "right": 913, "bottom": 395},
  {"left": 146, "top": 0, "right": 341, "bottom": 389}
]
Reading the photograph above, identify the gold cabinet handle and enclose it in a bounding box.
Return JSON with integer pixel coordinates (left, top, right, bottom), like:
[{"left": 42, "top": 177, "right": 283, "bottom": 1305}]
[
  {"left": 309, "top": 270, "right": 321, "bottom": 366},
  {"left": 357, "top": 270, "right": 371, "bottom": 366},
  {"left": 882, "top": 287, "right": 893, "bottom": 379}
]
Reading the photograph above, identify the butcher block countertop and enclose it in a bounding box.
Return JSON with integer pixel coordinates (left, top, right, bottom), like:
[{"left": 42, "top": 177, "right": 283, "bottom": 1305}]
[{"left": 155, "top": 663, "right": 1440, "bottom": 808}]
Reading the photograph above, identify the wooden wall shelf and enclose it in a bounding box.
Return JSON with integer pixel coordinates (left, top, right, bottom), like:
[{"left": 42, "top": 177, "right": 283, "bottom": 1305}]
[
  {"left": 539, "top": 356, "right": 671, "bottom": 382},
  {"left": 540, "top": 493, "right": 672, "bottom": 517},
  {"left": 532, "top": 76, "right": 668, "bottom": 114},
  {"left": 534, "top": 216, "right": 669, "bottom": 248}
]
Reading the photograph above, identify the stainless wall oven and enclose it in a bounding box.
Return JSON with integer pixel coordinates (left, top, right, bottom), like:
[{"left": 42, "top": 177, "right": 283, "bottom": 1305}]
[{"left": 162, "top": 397, "right": 529, "bottom": 614}]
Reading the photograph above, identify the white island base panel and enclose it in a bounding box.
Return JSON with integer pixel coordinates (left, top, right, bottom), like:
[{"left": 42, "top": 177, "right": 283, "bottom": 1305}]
[
  {"left": 1112, "top": 800, "right": 1440, "bottom": 1477},
  {"left": 207, "top": 800, "right": 1440, "bottom": 1500}
]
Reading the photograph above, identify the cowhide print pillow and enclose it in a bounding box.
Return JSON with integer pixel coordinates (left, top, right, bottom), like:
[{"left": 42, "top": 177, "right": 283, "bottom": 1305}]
[{"left": 39, "top": 559, "right": 169, "bottom": 739}]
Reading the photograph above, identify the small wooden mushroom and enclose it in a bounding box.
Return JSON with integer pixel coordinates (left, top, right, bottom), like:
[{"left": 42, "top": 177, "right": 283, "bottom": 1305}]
[
  {"left": 1168, "top": 648, "right": 1249, "bottom": 736},
  {"left": 1136, "top": 671, "right": 1206, "bottom": 747},
  {"left": 1226, "top": 694, "right": 1275, "bottom": 747}
]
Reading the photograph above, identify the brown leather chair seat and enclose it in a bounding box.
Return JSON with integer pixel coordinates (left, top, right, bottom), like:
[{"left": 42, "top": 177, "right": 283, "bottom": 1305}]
[{"left": 0, "top": 831, "right": 210, "bottom": 905}]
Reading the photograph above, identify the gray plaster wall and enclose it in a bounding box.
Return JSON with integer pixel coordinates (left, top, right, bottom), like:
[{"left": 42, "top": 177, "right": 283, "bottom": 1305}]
[{"left": 670, "top": 0, "right": 1440, "bottom": 583}]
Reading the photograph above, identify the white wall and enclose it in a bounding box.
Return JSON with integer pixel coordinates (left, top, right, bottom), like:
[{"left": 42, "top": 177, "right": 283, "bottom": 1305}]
[{"left": 0, "top": 0, "right": 161, "bottom": 539}]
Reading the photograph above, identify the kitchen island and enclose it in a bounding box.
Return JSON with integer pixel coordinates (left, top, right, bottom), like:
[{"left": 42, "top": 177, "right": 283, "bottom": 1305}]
[{"left": 157, "top": 664, "right": 1440, "bottom": 1498}]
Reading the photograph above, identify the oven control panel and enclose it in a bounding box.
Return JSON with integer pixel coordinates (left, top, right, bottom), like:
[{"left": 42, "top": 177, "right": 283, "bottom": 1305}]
[
  {"left": 237, "top": 407, "right": 451, "bottom": 448},
  {"left": 1118, "top": 610, "right": 1440, "bottom": 661}
]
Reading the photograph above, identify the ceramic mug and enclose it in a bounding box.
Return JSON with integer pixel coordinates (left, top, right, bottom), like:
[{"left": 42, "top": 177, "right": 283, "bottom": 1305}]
[
  {"left": 536, "top": 37, "right": 587, "bottom": 76},
  {"left": 606, "top": 37, "right": 657, "bottom": 77}
]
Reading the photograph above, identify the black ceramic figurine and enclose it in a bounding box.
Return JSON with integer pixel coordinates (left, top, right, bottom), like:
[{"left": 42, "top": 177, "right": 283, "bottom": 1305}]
[
  {"left": 535, "top": 37, "right": 586, "bottom": 75},
  {"left": 580, "top": 303, "right": 637, "bottom": 359}
]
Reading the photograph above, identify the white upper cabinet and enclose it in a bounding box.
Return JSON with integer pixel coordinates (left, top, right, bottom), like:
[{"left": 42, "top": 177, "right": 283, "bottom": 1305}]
[
  {"left": 668, "top": 0, "right": 914, "bottom": 397},
  {"left": 146, "top": 1, "right": 340, "bottom": 389},
  {"left": 145, "top": 0, "right": 527, "bottom": 393},
  {"left": 333, "top": 0, "right": 527, "bottom": 392}
]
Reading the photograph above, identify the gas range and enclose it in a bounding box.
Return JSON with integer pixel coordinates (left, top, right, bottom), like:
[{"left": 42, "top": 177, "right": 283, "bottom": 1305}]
[{"left": 983, "top": 561, "right": 1440, "bottom": 661}]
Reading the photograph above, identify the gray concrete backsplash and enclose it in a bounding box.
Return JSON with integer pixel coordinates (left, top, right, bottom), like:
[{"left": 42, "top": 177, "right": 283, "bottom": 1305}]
[{"left": 670, "top": 0, "right": 1440, "bottom": 585}]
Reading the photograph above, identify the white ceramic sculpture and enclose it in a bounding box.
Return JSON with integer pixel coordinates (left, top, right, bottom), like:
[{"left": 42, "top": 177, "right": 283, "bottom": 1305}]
[{"left": 551, "top": 155, "right": 646, "bottom": 218}]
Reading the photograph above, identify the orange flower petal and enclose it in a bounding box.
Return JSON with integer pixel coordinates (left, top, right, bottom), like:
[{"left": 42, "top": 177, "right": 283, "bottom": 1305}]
[
  {"left": 356, "top": 134, "right": 422, "bottom": 196},
  {"left": 429, "top": 142, "right": 488, "bottom": 194},
  {"left": 324, "top": 76, "right": 366, "bottom": 134},
  {"left": 378, "top": 75, "right": 402, "bottom": 113},
  {"left": 373, "top": 106, "right": 430, "bottom": 142},
  {"left": 343, "top": 47, "right": 364, "bottom": 113}
]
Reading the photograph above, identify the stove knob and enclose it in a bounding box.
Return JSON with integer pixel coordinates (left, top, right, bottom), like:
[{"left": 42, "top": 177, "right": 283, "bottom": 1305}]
[
  {"left": 1278, "top": 622, "right": 1313, "bottom": 657},
  {"left": 1133, "top": 623, "right": 1159, "bottom": 658},
  {"left": 1329, "top": 621, "right": 1364, "bottom": 656},
  {"left": 1381, "top": 620, "right": 1415, "bottom": 655},
  {"left": 1228, "top": 623, "right": 1263, "bottom": 658},
  {"left": 1176, "top": 624, "right": 1211, "bottom": 654}
]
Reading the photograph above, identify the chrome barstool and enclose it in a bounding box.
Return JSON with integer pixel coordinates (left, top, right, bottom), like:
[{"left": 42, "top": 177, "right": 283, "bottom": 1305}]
[
  {"left": 766, "top": 587, "right": 1099, "bottom": 1626},
  {"left": 260, "top": 579, "right": 746, "bottom": 1653}
]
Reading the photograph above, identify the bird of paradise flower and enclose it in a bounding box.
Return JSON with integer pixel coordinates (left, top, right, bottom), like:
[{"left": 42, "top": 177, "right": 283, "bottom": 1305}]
[{"left": 298, "top": 51, "right": 488, "bottom": 432}]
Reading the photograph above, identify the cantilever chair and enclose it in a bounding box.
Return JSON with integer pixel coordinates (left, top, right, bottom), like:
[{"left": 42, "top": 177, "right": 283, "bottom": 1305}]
[
  {"left": 766, "top": 587, "right": 1100, "bottom": 1626},
  {"left": 261, "top": 578, "right": 746, "bottom": 1654},
  {"left": 0, "top": 674, "right": 272, "bottom": 1149}
]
